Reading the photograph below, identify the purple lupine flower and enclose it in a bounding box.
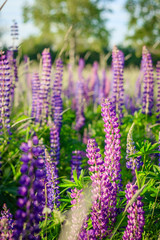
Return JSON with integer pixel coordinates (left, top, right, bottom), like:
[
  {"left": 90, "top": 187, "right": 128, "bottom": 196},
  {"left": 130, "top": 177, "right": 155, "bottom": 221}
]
[
  {"left": 0, "top": 51, "right": 12, "bottom": 140},
  {"left": 99, "top": 69, "right": 110, "bottom": 102},
  {"left": 7, "top": 50, "right": 18, "bottom": 105},
  {"left": 156, "top": 61, "right": 160, "bottom": 120},
  {"left": 52, "top": 58, "right": 63, "bottom": 132},
  {"left": 112, "top": 46, "right": 124, "bottom": 120},
  {"left": 135, "top": 61, "right": 144, "bottom": 108},
  {"left": 75, "top": 80, "right": 85, "bottom": 131},
  {"left": 70, "top": 150, "right": 82, "bottom": 181},
  {"left": 158, "top": 132, "right": 160, "bottom": 166},
  {"left": 142, "top": 46, "right": 154, "bottom": 115},
  {"left": 50, "top": 124, "right": 60, "bottom": 206},
  {"left": 31, "top": 73, "right": 40, "bottom": 119},
  {"left": 125, "top": 95, "right": 136, "bottom": 115},
  {"left": 13, "top": 136, "right": 45, "bottom": 239},
  {"left": 126, "top": 123, "right": 143, "bottom": 170},
  {"left": 0, "top": 204, "right": 14, "bottom": 240},
  {"left": 38, "top": 48, "right": 52, "bottom": 123},
  {"left": 76, "top": 139, "right": 117, "bottom": 239},
  {"left": 123, "top": 183, "right": 145, "bottom": 240},
  {"left": 101, "top": 98, "right": 121, "bottom": 185},
  {"left": 50, "top": 124, "right": 60, "bottom": 166},
  {"left": 86, "top": 138, "right": 118, "bottom": 238},
  {"left": 44, "top": 150, "right": 60, "bottom": 209}
]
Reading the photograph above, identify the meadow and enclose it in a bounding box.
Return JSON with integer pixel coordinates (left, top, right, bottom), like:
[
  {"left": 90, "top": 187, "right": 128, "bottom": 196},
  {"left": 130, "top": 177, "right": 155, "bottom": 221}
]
[{"left": 0, "top": 45, "right": 160, "bottom": 240}]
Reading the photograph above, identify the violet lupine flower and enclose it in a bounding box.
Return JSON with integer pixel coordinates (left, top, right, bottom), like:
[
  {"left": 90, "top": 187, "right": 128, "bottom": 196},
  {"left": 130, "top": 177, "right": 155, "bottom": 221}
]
[
  {"left": 50, "top": 124, "right": 60, "bottom": 166},
  {"left": 101, "top": 98, "right": 121, "bottom": 186},
  {"left": 7, "top": 50, "right": 18, "bottom": 105},
  {"left": 70, "top": 150, "right": 82, "bottom": 181},
  {"left": 31, "top": 73, "right": 40, "bottom": 119},
  {"left": 0, "top": 51, "right": 12, "bottom": 141},
  {"left": 0, "top": 203, "right": 14, "bottom": 240},
  {"left": 158, "top": 132, "right": 160, "bottom": 166},
  {"left": 126, "top": 123, "right": 143, "bottom": 170},
  {"left": 75, "top": 80, "right": 85, "bottom": 131},
  {"left": 52, "top": 58, "right": 63, "bottom": 132},
  {"left": 123, "top": 183, "right": 145, "bottom": 240},
  {"left": 156, "top": 61, "right": 160, "bottom": 120},
  {"left": 112, "top": 46, "right": 124, "bottom": 120},
  {"left": 44, "top": 150, "right": 60, "bottom": 209},
  {"left": 142, "top": 46, "right": 154, "bottom": 115},
  {"left": 86, "top": 138, "right": 118, "bottom": 239},
  {"left": 13, "top": 136, "right": 45, "bottom": 239},
  {"left": 99, "top": 69, "right": 110, "bottom": 102},
  {"left": 38, "top": 48, "right": 52, "bottom": 123},
  {"left": 50, "top": 124, "right": 60, "bottom": 205}
]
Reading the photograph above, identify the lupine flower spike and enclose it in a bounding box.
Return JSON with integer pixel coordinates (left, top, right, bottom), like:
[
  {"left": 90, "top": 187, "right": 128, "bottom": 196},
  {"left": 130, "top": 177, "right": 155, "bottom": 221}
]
[
  {"left": 142, "top": 46, "right": 154, "bottom": 115},
  {"left": 0, "top": 204, "right": 14, "bottom": 240},
  {"left": 112, "top": 46, "right": 124, "bottom": 121},
  {"left": 123, "top": 183, "right": 145, "bottom": 240},
  {"left": 101, "top": 98, "right": 122, "bottom": 186},
  {"left": 126, "top": 123, "right": 143, "bottom": 170},
  {"left": 52, "top": 58, "right": 63, "bottom": 132},
  {"left": 70, "top": 150, "right": 82, "bottom": 181},
  {"left": 156, "top": 61, "right": 160, "bottom": 120},
  {"left": 0, "top": 51, "right": 12, "bottom": 143},
  {"left": 13, "top": 136, "right": 45, "bottom": 239}
]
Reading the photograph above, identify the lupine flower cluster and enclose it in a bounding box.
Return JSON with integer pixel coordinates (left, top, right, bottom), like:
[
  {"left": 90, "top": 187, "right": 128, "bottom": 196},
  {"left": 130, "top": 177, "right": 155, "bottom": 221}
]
[
  {"left": 0, "top": 51, "right": 12, "bottom": 141},
  {"left": 101, "top": 98, "right": 121, "bottom": 185},
  {"left": 50, "top": 124, "right": 60, "bottom": 205},
  {"left": 52, "top": 58, "right": 63, "bottom": 132},
  {"left": 126, "top": 123, "right": 143, "bottom": 170},
  {"left": 158, "top": 132, "right": 160, "bottom": 166},
  {"left": 39, "top": 48, "right": 52, "bottom": 123},
  {"left": 13, "top": 136, "right": 45, "bottom": 239},
  {"left": 7, "top": 50, "right": 18, "bottom": 104},
  {"left": 70, "top": 150, "right": 82, "bottom": 181},
  {"left": 44, "top": 150, "right": 59, "bottom": 209},
  {"left": 156, "top": 61, "right": 160, "bottom": 120},
  {"left": 142, "top": 46, "right": 154, "bottom": 115},
  {"left": 123, "top": 183, "right": 145, "bottom": 240},
  {"left": 0, "top": 204, "right": 14, "bottom": 240},
  {"left": 85, "top": 138, "right": 118, "bottom": 239},
  {"left": 31, "top": 73, "right": 40, "bottom": 119},
  {"left": 112, "top": 46, "right": 124, "bottom": 120},
  {"left": 75, "top": 80, "right": 85, "bottom": 131}
]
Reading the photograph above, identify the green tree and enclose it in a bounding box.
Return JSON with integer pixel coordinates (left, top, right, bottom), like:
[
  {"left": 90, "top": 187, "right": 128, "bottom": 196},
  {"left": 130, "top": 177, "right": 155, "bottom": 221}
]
[
  {"left": 125, "top": 0, "right": 160, "bottom": 55},
  {"left": 23, "top": 0, "right": 111, "bottom": 64}
]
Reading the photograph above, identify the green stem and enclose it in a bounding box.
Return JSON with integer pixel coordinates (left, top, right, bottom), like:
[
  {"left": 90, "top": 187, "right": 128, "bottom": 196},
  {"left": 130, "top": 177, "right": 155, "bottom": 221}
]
[{"left": 135, "top": 168, "right": 140, "bottom": 189}]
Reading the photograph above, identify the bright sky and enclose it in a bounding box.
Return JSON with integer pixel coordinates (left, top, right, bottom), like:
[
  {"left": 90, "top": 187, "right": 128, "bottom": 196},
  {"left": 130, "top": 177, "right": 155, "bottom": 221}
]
[{"left": 0, "top": 0, "right": 129, "bottom": 48}]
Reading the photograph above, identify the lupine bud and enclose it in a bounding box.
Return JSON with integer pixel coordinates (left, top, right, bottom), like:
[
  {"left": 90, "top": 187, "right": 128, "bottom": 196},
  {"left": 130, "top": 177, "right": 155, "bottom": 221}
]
[{"left": 126, "top": 123, "right": 143, "bottom": 170}]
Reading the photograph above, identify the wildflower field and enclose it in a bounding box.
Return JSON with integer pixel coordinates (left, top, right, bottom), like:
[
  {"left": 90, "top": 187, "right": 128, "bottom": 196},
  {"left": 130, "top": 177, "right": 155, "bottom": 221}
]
[{"left": 0, "top": 42, "right": 160, "bottom": 240}]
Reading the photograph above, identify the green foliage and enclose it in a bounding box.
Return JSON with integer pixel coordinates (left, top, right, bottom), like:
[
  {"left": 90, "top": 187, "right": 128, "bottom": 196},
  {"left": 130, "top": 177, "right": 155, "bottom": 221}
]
[
  {"left": 125, "top": 0, "right": 160, "bottom": 56},
  {"left": 23, "top": 0, "right": 111, "bottom": 55}
]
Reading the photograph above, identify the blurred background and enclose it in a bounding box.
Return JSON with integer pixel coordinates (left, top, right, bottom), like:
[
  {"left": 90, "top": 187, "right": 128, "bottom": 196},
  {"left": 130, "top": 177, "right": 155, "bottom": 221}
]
[{"left": 0, "top": 0, "right": 160, "bottom": 66}]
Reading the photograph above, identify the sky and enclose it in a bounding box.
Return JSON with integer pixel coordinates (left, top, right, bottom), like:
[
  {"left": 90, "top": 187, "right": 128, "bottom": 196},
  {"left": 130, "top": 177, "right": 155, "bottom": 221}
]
[{"left": 0, "top": 0, "right": 129, "bottom": 48}]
